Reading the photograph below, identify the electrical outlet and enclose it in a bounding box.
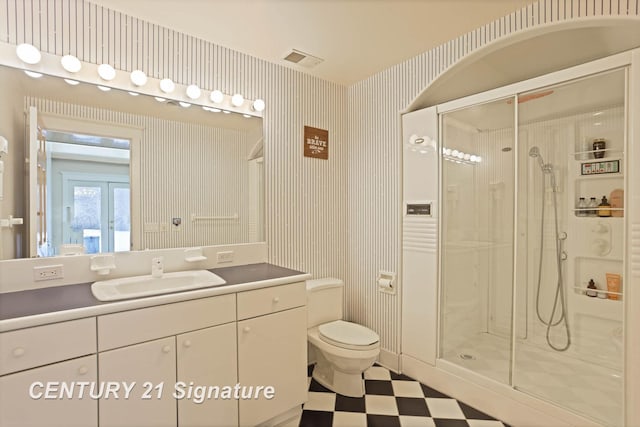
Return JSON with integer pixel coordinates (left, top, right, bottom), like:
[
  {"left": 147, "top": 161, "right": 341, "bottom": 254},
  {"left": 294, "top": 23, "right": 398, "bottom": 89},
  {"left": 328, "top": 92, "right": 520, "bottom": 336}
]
[
  {"left": 33, "top": 265, "right": 64, "bottom": 281},
  {"left": 216, "top": 251, "right": 234, "bottom": 263}
]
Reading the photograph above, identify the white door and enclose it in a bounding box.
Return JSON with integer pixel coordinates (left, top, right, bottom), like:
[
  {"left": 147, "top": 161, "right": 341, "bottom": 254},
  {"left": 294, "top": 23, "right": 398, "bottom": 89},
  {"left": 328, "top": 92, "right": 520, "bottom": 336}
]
[
  {"left": 238, "top": 307, "right": 307, "bottom": 427},
  {"left": 0, "top": 355, "right": 98, "bottom": 427},
  {"left": 177, "top": 324, "right": 238, "bottom": 427},
  {"left": 99, "top": 337, "right": 176, "bottom": 427}
]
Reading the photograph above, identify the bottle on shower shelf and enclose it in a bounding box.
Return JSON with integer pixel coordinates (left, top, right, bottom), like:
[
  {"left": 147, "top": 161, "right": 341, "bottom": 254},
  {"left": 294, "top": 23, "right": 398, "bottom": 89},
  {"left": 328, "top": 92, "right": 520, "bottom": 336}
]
[
  {"left": 588, "top": 197, "right": 599, "bottom": 216},
  {"left": 576, "top": 197, "right": 587, "bottom": 217},
  {"left": 586, "top": 279, "right": 598, "bottom": 297},
  {"left": 598, "top": 196, "right": 612, "bottom": 217}
]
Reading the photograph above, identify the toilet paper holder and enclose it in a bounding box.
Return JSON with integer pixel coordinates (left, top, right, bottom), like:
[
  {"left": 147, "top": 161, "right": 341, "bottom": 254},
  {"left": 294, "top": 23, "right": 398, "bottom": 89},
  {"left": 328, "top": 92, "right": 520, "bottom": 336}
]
[{"left": 377, "top": 270, "right": 396, "bottom": 295}]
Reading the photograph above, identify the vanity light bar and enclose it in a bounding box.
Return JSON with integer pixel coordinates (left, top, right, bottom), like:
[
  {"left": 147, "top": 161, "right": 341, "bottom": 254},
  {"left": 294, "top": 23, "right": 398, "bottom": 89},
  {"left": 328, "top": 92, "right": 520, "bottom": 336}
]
[
  {"left": 442, "top": 147, "right": 482, "bottom": 165},
  {"left": 4, "top": 42, "right": 265, "bottom": 118}
]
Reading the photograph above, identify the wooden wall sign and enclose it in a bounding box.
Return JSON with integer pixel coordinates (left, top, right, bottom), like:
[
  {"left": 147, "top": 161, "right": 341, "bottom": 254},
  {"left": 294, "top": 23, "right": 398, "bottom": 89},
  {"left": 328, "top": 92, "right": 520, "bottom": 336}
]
[{"left": 304, "top": 126, "right": 328, "bottom": 160}]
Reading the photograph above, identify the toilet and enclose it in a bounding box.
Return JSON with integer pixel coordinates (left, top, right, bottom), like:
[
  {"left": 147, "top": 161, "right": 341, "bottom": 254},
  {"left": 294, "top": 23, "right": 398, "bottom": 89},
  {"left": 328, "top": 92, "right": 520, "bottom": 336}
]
[{"left": 306, "top": 278, "right": 380, "bottom": 397}]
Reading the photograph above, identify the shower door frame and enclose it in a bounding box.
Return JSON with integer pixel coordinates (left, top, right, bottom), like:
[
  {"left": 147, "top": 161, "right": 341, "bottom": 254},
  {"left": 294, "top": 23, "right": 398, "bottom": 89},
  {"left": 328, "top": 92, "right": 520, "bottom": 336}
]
[{"left": 434, "top": 49, "right": 636, "bottom": 424}]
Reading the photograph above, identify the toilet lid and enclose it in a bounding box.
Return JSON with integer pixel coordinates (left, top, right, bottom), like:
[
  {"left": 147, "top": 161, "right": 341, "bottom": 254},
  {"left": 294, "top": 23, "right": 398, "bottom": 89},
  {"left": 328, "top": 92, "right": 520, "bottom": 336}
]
[{"left": 318, "top": 320, "right": 379, "bottom": 350}]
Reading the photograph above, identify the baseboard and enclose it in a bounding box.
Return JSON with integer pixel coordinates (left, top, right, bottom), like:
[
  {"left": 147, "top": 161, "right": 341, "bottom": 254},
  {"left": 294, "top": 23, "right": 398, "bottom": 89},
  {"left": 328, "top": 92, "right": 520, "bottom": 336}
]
[
  {"left": 376, "top": 348, "right": 400, "bottom": 373},
  {"left": 400, "top": 354, "right": 601, "bottom": 427}
]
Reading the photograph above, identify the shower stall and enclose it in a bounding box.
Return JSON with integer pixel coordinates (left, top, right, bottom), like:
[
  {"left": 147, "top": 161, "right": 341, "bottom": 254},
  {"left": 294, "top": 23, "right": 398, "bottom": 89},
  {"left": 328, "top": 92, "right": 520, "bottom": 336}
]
[{"left": 402, "top": 49, "right": 636, "bottom": 427}]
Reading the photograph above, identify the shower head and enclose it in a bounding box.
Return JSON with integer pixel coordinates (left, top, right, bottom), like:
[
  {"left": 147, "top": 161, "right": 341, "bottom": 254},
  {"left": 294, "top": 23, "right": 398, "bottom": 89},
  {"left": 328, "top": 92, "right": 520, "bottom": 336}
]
[{"left": 529, "top": 146, "right": 547, "bottom": 171}]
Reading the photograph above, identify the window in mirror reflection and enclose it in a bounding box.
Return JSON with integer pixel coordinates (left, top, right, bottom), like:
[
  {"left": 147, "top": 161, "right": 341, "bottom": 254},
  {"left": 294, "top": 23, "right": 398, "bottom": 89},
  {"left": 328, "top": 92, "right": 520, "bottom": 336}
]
[{"left": 43, "top": 132, "right": 130, "bottom": 257}]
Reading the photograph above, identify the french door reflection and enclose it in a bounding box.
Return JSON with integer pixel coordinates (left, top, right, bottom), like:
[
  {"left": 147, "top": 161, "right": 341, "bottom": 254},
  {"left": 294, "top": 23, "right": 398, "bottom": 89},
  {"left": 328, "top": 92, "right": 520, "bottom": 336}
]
[{"left": 63, "top": 179, "right": 130, "bottom": 254}]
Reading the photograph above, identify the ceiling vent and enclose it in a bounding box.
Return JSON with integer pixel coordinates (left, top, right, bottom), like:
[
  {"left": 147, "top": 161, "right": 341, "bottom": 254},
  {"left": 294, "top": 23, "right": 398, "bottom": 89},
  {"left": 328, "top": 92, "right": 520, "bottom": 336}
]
[{"left": 283, "top": 49, "right": 324, "bottom": 68}]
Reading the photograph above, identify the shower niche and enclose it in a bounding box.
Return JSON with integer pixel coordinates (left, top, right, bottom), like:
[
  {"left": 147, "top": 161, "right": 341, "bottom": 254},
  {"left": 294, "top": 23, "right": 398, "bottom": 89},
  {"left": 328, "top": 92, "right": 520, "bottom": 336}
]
[{"left": 405, "top": 58, "right": 632, "bottom": 426}]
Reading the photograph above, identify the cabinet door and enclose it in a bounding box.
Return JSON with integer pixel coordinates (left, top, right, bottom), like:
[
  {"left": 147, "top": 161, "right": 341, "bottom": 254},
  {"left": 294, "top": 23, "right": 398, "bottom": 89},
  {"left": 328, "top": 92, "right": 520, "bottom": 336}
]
[
  {"left": 238, "top": 306, "right": 307, "bottom": 427},
  {"left": 177, "top": 323, "right": 238, "bottom": 427},
  {"left": 0, "top": 355, "right": 97, "bottom": 427},
  {"left": 99, "top": 337, "right": 176, "bottom": 427}
]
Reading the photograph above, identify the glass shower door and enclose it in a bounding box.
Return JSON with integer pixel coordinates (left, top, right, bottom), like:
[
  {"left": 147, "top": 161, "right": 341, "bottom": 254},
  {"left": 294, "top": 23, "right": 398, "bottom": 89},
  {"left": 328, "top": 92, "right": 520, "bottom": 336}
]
[
  {"left": 514, "top": 69, "right": 625, "bottom": 426},
  {"left": 439, "top": 97, "right": 516, "bottom": 385}
]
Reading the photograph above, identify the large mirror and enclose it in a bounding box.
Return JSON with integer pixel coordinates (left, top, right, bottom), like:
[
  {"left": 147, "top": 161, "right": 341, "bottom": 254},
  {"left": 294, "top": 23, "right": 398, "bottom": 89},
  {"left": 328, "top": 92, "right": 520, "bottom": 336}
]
[{"left": 0, "top": 65, "right": 264, "bottom": 259}]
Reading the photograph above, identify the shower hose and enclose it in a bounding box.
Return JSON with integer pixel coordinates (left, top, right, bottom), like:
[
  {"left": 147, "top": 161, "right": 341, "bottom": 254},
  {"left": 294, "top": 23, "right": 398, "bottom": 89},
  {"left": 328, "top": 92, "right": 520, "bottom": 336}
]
[{"left": 534, "top": 179, "right": 571, "bottom": 351}]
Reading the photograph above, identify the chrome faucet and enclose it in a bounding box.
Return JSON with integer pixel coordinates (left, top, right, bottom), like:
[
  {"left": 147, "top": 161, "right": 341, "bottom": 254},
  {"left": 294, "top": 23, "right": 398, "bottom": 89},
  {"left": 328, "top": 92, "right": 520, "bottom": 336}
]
[{"left": 151, "top": 257, "right": 164, "bottom": 278}]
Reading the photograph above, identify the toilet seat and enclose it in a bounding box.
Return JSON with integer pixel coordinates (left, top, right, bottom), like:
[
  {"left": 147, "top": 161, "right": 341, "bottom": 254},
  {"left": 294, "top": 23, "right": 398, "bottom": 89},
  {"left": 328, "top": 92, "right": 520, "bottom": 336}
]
[{"left": 318, "top": 320, "right": 379, "bottom": 351}]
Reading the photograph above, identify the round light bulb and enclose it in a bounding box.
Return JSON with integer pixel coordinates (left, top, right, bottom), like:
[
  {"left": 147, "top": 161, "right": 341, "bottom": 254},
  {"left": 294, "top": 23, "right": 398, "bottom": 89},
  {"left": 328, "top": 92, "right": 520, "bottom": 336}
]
[
  {"left": 159, "top": 78, "right": 175, "bottom": 94},
  {"left": 231, "top": 94, "right": 244, "bottom": 107},
  {"left": 128, "top": 91, "right": 139, "bottom": 96},
  {"left": 243, "top": 114, "right": 251, "bottom": 118},
  {"left": 464, "top": 153, "right": 471, "bottom": 160},
  {"left": 97, "top": 85, "right": 111, "bottom": 92},
  {"left": 64, "top": 79, "right": 80, "bottom": 86},
  {"left": 16, "top": 43, "right": 41, "bottom": 64},
  {"left": 98, "top": 64, "right": 116, "bottom": 81},
  {"left": 61, "top": 55, "right": 82, "bottom": 73},
  {"left": 252, "top": 99, "right": 266, "bottom": 112},
  {"left": 451, "top": 150, "right": 459, "bottom": 157},
  {"left": 210, "top": 90, "right": 224, "bottom": 103},
  {"left": 130, "top": 70, "right": 147, "bottom": 86},
  {"left": 186, "top": 84, "right": 201, "bottom": 100},
  {"left": 223, "top": 110, "right": 231, "bottom": 114},
  {"left": 155, "top": 97, "right": 167, "bottom": 102},
  {"left": 457, "top": 152, "right": 464, "bottom": 159},
  {"left": 475, "top": 156, "right": 482, "bottom": 163},
  {"left": 470, "top": 155, "right": 477, "bottom": 162},
  {"left": 24, "top": 70, "right": 43, "bottom": 78},
  {"left": 179, "top": 102, "right": 192, "bottom": 108}
]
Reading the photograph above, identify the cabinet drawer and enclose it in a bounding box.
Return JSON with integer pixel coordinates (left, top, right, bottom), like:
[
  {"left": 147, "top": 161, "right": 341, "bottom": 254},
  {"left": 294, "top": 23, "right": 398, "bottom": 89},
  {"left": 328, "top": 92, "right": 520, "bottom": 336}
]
[
  {"left": 98, "top": 294, "right": 236, "bottom": 351},
  {"left": 0, "top": 318, "right": 96, "bottom": 375},
  {"left": 237, "top": 282, "right": 306, "bottom": 320}
]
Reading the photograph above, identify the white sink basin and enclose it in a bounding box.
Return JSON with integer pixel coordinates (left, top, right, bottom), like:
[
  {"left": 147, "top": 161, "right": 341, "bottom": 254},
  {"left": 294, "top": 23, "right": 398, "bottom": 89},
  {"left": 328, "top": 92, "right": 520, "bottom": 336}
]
[{"left": 91, "top": 270, "right": 226, "bottom": 301}]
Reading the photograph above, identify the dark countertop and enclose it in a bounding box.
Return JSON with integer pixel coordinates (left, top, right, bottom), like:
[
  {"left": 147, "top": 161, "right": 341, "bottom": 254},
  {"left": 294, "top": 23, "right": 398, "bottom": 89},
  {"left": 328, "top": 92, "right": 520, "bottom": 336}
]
[{"left": 0, "top": 263, "right": 306, "bottom": 322}]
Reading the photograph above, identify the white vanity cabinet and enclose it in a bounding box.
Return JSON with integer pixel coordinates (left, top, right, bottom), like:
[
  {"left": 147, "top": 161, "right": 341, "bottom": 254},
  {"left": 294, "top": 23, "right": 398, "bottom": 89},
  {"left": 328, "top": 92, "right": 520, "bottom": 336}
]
[
  {"left": 237, "top": 283, "right": 308, "bottom": 427},
  {"left": 0, "top": 277, "right": 308, "bottom": 427},
  {"left": 97, "top": 294, "right": 237, "bottom": 427},
  {"left": 0, "top": 318, "right": 98, "bottom": 427}
]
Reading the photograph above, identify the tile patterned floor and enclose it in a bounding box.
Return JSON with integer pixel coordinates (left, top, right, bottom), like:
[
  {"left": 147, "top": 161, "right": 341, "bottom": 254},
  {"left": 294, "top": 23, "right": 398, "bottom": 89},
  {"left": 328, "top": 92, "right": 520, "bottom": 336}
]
[{"left": 300, "top": 364, "right": 509, "bottom": 427}]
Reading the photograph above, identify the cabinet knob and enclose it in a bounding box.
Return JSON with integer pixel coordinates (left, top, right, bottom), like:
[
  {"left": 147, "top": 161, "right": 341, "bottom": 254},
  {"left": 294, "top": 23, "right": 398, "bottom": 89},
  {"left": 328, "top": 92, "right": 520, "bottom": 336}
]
[
  {"left": 273, "top": 297, "right": 280, "bottom": 303},
  {"left": 183, "top": 340, "right": 192, "bottom": 348},
  {"left": 78, "top": 366, "right": 89, "bottom": 375},
  {"left": 12, "top": 347, "right": 25, "bottom": 358},
  {"left": 162, "top": 345, "right": 172, "bottom": 354},
  {"left": 243, "top": 326, "right": 251, "bottom": 333}
]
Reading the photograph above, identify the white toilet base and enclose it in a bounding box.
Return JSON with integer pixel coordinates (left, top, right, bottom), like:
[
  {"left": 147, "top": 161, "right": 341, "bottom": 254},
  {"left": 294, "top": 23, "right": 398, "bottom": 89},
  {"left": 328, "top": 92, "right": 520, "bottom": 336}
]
[{"left": 312, "top": 350, "right": 368, "bottom": 397}]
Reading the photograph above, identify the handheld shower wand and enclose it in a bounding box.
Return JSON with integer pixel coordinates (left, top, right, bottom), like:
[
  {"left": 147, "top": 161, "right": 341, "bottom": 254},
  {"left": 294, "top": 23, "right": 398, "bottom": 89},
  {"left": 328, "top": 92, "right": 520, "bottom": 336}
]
[{"left": 529, "top": 145, "right": 570, "bottom": 352}]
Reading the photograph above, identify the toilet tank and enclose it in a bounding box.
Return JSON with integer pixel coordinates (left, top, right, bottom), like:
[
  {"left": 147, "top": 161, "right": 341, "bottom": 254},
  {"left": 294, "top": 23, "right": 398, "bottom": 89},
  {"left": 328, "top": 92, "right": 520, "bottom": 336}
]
[{"left": 306, "top": 278, "right": 344, "bottom": 328}]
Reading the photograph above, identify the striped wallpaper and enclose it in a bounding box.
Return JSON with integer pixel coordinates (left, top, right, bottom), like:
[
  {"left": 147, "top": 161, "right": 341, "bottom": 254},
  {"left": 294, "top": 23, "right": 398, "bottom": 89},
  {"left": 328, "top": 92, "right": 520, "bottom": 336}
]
[{"left": 1, "top": 0, "right": 637, "bottom": 355}]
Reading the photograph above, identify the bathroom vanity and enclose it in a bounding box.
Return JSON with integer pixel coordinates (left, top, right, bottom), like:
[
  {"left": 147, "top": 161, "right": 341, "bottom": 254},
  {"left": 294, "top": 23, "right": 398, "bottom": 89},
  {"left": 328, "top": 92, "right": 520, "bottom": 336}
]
[{"left": 0, "top": 263, "right": 309, "bottom": 427}]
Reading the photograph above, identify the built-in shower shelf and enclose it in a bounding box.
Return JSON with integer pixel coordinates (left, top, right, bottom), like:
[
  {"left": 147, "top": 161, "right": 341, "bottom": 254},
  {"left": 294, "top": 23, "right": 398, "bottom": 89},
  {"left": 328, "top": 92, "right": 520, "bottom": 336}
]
[
  {"left": 572, "top": 208, "right": 624, "bottom": 215},
  {"left": 570, "top": 289, "right": 622, "bottom": 321},
  {"left": 572, "top": 285, "right": 622, "bottom": 299},
  {"left": 575, "top": 173, "right": 623, "bottom": 181},
  {"left": 572, "top": 149, "right": 624, "bottom": 157}
]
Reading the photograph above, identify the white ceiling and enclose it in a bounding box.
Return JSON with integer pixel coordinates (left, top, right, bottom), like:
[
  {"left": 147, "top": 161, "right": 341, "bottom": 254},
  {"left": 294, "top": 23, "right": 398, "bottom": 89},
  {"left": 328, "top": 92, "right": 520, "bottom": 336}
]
[{"left": 89, "top": 0, "right": 532, "bottom": 86}]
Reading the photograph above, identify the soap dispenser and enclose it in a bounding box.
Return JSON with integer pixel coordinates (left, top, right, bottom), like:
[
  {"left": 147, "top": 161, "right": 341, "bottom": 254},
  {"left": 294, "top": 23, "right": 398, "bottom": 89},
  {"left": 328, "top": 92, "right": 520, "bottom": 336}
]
[{"left": 151, "top": 257, "right": 164, "bottom": 278}]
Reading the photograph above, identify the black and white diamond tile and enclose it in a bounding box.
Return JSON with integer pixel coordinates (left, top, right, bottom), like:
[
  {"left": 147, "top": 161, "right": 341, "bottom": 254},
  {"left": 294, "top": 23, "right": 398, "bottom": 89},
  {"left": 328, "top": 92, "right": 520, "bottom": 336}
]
[{"left": 300, "top": 365, "right": 508, "bottom": 427}]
